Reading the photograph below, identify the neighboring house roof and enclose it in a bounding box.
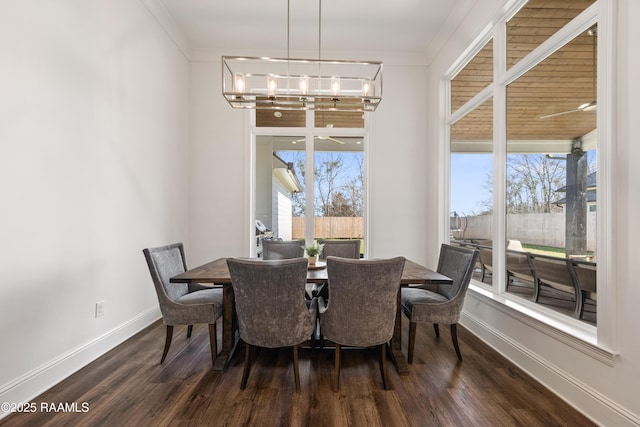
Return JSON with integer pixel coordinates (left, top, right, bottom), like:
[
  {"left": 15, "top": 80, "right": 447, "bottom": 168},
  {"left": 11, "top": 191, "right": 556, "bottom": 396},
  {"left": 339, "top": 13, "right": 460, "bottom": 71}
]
[
  {"left": 555, "top": 171, "right": 597, "bottom": 193},
  {"left": 553, "top": 189, "right": 597, "bottom": 205},
  {"left": 273, "top": 153, "right": 303, "bottom": 193},
  {"left": 553, "top": 171, "right": 596, "bottom": 205}
]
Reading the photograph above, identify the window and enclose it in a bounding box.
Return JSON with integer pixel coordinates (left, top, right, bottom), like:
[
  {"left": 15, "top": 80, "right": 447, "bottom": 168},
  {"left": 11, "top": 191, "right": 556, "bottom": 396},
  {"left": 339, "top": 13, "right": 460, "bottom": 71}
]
[
  {"left": 253, "top": 110, "right": 366, "bottom": 257},
  {"left": 447, "top": 0, "right": 611, "bottom": 343}
]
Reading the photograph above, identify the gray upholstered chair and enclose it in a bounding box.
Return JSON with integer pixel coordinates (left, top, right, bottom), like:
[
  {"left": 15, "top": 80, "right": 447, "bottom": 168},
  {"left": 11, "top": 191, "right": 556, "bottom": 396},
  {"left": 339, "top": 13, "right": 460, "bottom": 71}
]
[
  {"left": 143, "top": 243, "right": 223, "bottom": 365},
  {"left": 401, "top": 244, "right": 479, "bottom": 362},
  {"left": 313, "top": 239, "right": 361, "bottom": 300},
  {"left": 227, "top": 257, "right": 317, "bottom": 392},
  {"left": 319, "top": 256, "right": 405, "bottom": 391},
  {"left": 317, "top": 239, "right": 361, "bottom": 259},
  {"left": 261, "top": 239, "right": 305, "bottom": 260}
]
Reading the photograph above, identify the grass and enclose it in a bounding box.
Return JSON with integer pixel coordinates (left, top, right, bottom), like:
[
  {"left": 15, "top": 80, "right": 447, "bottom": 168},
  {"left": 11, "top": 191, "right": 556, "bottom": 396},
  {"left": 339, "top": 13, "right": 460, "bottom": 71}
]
[
  {"left": 522, "top": 244, "right": 566, "bottom": 257},
  {"left": 522, "top": 244, "right": 594, "bottom": 258}
]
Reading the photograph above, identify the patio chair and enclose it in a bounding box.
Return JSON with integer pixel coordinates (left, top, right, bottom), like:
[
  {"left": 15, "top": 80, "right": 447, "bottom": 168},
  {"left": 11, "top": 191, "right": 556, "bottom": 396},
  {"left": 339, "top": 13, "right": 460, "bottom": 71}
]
[
  {"left": 506, "top": 249, "right": 536, "bottom": 296},
  {"left": 529, "top": 253, "right": 581, "bottom": 317},
  {"left": 478, "top": 245, "right": 493, "bottom": 283},
  {"left": 401, "top": 244, "right": 479, "bottom": 362},
  {"left": 568, "top": 259, "right": 597, "bottom": 320},
  {"left": 142, "top": 243, "right": 223, "bottom": 365}
]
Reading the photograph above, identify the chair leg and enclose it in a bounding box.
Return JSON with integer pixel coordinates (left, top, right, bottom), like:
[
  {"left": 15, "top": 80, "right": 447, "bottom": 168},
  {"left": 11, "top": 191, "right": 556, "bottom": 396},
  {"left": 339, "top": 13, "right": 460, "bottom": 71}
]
[
  {"left": 293, "top": 345, "right": 301, "bottom": 393},
  {"left": 408, "top": 321, "right": 417, "bottom": 364},
  {"left": 532, "top": 279, "right": 541, "bottom": 302},
  {"left": 208, "top": 323, "right": 217, "bottom": 366},
  {"left": 318, "top": 319, "right": 325, "bottom": 349},
  {"left": 379, "top": 344, "right": 390, "bottom": 390},
  {"left": 187, "top": 324, "right": 193, "bottom": 338},
  {"left": 433, "top": 323, "right": 440, "bottom": 338},
  {"left": 579, "top": 291, "right": 587, "bottom": 319},
  {"left": 574, "top": 291, "right": 585, "bottom": 319},
  {"left": 451, "top": 324, "right": 462, "bottom": 360},
  {"left": 333, "top": 344, "right": 341, "bottom": 392},
  {"left": 160, "top": 325, "right": 173, "bottom": 364},
  {"left": 240, "top": 343, "right": 253, "bottom": 390}
]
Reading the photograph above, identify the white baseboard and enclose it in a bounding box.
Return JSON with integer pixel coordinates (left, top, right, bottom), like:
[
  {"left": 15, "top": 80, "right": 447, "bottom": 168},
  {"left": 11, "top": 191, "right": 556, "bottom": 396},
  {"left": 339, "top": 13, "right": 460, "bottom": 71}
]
[
  {"left": 461, "top": 311, "right": 640, "bottom": 427},
  {"left": 0, "top": 307, "right": 161, "bottom": 420}
]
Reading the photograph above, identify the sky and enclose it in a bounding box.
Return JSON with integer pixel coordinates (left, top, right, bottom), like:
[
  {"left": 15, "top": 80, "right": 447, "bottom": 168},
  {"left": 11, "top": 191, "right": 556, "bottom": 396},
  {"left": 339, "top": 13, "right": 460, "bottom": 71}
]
[
  {"left": 277, "top": 150, "right": 363, "bottom": 189},
  {"left": 450, "top": 154, "right": 493, "bottom": 215},
  {"left": 279, "top": 150, "right": 491, "bottom": 216}
]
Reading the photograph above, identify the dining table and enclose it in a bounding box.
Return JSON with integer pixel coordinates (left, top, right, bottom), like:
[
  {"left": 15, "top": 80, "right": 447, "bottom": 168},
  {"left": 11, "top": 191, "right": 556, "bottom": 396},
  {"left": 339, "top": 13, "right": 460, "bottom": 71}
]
[{"left": 170, "top": 257, "right": 452, "bottom": 375}]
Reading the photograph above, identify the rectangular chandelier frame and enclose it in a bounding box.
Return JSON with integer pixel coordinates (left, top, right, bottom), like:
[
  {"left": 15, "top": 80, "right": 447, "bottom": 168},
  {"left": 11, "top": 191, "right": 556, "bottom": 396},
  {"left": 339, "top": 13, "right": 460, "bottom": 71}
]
[{"left": 222, "top": 56, "right": 383, "bottom": 112}]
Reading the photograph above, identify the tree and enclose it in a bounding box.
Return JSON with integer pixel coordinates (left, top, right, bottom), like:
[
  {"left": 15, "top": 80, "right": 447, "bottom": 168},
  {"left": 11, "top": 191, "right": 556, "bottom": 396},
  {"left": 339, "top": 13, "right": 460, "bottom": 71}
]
[
  {"left": 508, "top": 154, "right": 565, "bottom": 213},
  {"left": 314, "top": 153, "right": 344, "bottom": 216},
  {"left": 288, "top": 154, "right": 307, "bottom": 216},
  {"left": 277, "top": 150, "right": 364, "bottom": 217},
  {"left": 314, "top": 152, "right": 363, "bottom": 217},
  {"left": 480, "top": 154, "right": 567, "bottom": 214}
]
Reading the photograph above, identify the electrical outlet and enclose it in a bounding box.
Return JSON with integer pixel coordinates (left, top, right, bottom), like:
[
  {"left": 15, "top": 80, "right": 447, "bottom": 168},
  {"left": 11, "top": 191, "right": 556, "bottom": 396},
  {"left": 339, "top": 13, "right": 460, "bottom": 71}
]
[{"left": 95, "top": 301, "right": 105, "bottom": 318}]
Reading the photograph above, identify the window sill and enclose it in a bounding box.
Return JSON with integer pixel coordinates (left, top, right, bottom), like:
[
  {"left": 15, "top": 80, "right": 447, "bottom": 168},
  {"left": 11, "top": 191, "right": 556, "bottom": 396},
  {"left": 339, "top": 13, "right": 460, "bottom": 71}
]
[{"left": 466, "top": 281, "right": 616, "bottom": 366}]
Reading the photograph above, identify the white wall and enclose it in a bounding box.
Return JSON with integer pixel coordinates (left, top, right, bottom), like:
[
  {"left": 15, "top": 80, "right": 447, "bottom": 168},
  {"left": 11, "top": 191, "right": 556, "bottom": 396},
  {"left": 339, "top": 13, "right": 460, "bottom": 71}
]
[
  {"left": 0, "top": 0, "right": 190, "bottom": 415},
  {"left": 368, "top": 64, "right": 432, "bottom": 263},
  {"left": 188, "top": 62, "right": 247, "bottom": 264},
  {"left": 428, "top": 0, "right": 640, "bottom": 425}
]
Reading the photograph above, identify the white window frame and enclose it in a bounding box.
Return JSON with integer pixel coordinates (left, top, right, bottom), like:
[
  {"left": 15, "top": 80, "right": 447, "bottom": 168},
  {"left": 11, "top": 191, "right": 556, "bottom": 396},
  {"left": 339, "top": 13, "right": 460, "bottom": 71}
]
[
  {"left": 249, "top": 110, "right": 370, "bottom": 255},
  {"left": 443, "top": 0, "right": 617, "bottom": 361}
]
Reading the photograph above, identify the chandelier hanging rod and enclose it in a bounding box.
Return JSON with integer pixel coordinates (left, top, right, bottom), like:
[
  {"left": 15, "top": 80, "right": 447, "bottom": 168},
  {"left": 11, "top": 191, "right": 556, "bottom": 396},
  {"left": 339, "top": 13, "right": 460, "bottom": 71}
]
[{"left": 221, "top": 0, "right": 383, "bottom": 112}]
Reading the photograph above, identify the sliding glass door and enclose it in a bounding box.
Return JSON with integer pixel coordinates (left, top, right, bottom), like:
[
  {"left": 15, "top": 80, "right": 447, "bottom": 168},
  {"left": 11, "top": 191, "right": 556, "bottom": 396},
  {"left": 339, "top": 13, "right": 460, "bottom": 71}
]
[{"left": 253, "top": 110, "right": 366, "bottom": 257}]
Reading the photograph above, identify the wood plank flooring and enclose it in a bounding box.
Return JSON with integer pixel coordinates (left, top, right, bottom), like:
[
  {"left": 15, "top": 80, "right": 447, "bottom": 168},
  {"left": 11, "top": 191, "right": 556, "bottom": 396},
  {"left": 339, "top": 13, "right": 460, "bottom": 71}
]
[{"left": 1, "top": 317, "right": 595, "bottom": 426}]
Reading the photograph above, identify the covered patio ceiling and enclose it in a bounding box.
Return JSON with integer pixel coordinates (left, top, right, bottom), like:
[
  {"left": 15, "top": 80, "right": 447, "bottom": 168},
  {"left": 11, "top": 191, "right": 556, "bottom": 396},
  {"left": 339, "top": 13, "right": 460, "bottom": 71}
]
[
  {"left": 256, "top": 0, "right": 598, "bottom": 151},
  {"left": 451, "top": 0, "right": 597, "bottom": 148}
]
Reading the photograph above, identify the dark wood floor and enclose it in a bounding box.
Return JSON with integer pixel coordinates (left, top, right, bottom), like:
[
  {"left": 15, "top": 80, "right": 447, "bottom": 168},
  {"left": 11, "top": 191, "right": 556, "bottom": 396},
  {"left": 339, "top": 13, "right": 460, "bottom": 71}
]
[{"left": 1, "top": 316, "right": 595, "bottom": 427}]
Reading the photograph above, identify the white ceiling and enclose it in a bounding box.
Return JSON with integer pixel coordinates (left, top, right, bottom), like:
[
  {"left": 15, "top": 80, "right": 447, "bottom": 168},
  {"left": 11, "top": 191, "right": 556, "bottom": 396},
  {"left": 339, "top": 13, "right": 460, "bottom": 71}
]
[{"left": 156, "top": 0, "right": 473, "bottom": 62}]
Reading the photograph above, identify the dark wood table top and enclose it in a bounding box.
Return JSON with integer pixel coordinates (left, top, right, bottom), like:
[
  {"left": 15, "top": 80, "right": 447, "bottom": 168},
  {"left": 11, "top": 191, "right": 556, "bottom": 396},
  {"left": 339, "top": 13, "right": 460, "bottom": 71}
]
[{"left": 171, "top": 257, "right": 452, "bottom": 285}]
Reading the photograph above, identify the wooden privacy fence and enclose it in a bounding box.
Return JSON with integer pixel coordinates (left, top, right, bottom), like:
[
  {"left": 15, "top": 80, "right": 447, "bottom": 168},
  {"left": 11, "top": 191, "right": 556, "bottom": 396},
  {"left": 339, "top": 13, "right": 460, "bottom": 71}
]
[{"left": 292, "top": 217, "right": 364, "bottom": 239}]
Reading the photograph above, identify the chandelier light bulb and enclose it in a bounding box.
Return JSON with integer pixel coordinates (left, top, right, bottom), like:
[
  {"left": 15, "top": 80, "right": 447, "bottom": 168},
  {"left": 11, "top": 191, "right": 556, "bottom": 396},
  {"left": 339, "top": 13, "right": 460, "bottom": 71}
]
[
  {"left": 267, "top": 74, "right": 278, "bottom": 97},
  {"left": 299, "top": 75, "right": 309, "bottom": 95},
  {"left": 362, "top": 78, "right": 372, "bottom": 96},
  {"left": 234, "top": 73, "right": 245, "bottom": 93},
  {"left": 331, "top": 76, "right": 341, "bottom": 97}
]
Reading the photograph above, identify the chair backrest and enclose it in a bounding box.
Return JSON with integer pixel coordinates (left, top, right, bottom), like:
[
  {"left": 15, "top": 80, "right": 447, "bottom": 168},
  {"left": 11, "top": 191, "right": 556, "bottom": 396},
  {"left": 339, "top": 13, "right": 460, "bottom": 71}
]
[
  {"left": 142, "top": 243, "right": 190, "bottom": 318},
  {"left": 506, "top": 249, "right": 535, "bottom": 283},
  {"left": 226, "top": 257, "right": 314, "bottom": 348},
  {"left": 317, "top": 239, "right": 361, "bottom": 260},
  {"left": 435, "top": 244, "right": 480, "bottom": 301},
  {"left": 570, "top": 259, "right": 597, "bottom": 296},
  {"left": 322, "top": 256, "right": 405, "bottom": 347},
  {"left": 529, "top": 254, "right": 577, "bottom": 294},
  {"left": 261, "top": 239, "right": 304, "bottom": 260}
]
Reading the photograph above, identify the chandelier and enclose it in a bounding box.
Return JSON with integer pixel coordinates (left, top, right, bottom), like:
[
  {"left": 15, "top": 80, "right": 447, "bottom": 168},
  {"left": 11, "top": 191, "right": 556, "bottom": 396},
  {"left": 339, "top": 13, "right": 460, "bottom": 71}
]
[{"left": 222, "top": 0, "right": 382, "bottom": 112}]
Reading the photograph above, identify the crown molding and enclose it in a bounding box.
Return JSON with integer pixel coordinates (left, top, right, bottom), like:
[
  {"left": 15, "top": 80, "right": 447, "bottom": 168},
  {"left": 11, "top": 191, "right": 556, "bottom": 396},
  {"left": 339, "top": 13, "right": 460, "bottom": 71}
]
[{"left": 140, "top": 0, "right": 192, "bottom": 61}]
